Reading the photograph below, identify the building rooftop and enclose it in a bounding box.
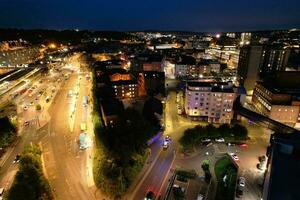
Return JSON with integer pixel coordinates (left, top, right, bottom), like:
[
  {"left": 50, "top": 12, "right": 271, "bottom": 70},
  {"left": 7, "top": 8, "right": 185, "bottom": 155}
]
[
  {"left": 257, "top": 81, "right": 300, "bottom": 96},
  {"left": 177, "top": 55, "right": 196, "bottom": 65},
  {"left": 110, "top": 79, "right": 137, "bottom": 86},
  {"left": 187, "top": 81, "right": 234, "bottom": 93}
]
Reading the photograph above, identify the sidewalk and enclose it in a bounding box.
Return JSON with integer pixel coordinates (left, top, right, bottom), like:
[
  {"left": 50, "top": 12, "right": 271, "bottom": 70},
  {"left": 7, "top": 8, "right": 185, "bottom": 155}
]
[{"left": 124, "top": 141, "right": 162, "bottom": 199}]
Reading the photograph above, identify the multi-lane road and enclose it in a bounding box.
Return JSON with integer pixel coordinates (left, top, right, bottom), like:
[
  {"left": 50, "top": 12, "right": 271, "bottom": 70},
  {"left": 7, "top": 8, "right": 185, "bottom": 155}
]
[
  {"left": 0, "top": 53, "right": 99, "bottom": 199},
  {"left": 40, "top": 64, "right": 97, "bottom": 200}
]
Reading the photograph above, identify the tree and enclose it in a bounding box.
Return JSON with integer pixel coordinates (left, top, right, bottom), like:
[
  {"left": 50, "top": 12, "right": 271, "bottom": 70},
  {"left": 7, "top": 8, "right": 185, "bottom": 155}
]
[
  {"left": 201, "top": 160, "right": 211, "bottom": 183},
  {"left": 7, "top": 145, "right": 52, "bottom": 200},
  {"left": 206, "top": 124, "right": 220, "bottom": 138},
  {"left": 219, "top": 124, "right": 231, "bottom": 137},
  {"left": 232, "top": 124, "right": 248, "bottom": 140}
]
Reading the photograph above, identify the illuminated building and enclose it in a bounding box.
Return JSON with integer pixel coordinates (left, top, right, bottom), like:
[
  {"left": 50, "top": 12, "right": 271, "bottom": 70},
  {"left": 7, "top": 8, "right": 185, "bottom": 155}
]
[
  {"left": 240, "top": 32, "right": 251, "bottom": 46},
  {"left": 252, "top": 81, "right": 300, "bottom": 127},
  {"left": 237, "top": 45, "right": 290, "bottom": 94},
  {"left": 184, "top": 81, "right": 237, "bottom": 123},
  {"left": 112, "top": 80, "right": 138, "bottom": 99},
  {"left": 175, "top": 56, "right": 196, "bottom": 78}
]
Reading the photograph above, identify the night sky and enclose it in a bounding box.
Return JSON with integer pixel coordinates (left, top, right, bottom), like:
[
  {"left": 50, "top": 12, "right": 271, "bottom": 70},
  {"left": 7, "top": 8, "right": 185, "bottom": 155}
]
[{"left": 1, "top": 0, "right": 300, "bottom": 32}]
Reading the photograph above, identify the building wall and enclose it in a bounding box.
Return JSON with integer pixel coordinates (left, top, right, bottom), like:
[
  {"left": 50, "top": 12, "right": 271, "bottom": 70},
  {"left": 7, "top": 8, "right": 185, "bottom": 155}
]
[
  {"left": 113, "top": 84, "right": 138, "bottom": 99},
  {"left": 185, "top": 85, "right": 236, "bottom": 123},
  {"left": 237, "top": 46, "right": 263, "bottom": 94},
  {"left": 252, "top": 82, "right": 300, "bottom": 125},
  {"left": 270, "top": 105, "right": 300, "bottom": 124}
]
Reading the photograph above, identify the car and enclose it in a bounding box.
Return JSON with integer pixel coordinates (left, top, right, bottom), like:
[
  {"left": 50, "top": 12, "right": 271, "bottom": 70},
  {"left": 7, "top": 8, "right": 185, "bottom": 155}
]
[
  {"left": 163, "top": 140, "right": 169, "bottom": 150},
  {"left": 177, "top": 109, "right": 182, "bottom": 114},
  {"left": 259, "top": 155, "right": 267, "bottom": 162},
  {"left": 215, "top": 138, "right": 225, "bottom": 142},
  {"left": 201, "top": 138, "right": 211, "bottom": 143},
  {"left": 13, "top": 154, "right": 21, "bottom": 164},
  {"left": 0, "top": 187, "right": 4, "bottom": 200},
  {"left": 144, "top": 191, "right": 155, "bottom": 200},
  {"left": 238, "top": 177, "right": 246, "bottom": 187},
  {"left": 24, "top": 121, "right": 30, "bottom": 127},
  {"left": 197, "top": 194, "right": 204, "bottom": 200},
  {"left": 230, "top": 153, "right": 239, "bottom": 161},
  {"left": 165, "top": 135, "right": 171, "bottom": 143},
  {"left": 257, "top": 160, "right": 266, "bottom": 171}
]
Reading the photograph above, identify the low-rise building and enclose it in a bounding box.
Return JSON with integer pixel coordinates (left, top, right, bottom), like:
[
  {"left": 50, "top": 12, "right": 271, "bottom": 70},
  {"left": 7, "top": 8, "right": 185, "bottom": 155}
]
[
  {"left": 198, "top": 59, "right": 221, "bottom": 74},
  {"left": 185, "top": 81, "right": 237, "bottom": 123},
  {"left": 175, "top": 56, "right": 196, "bottom": 78}
]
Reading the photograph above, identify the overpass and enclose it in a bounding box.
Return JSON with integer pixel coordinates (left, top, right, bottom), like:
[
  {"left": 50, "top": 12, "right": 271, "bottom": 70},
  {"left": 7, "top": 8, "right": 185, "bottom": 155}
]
[{"left": 233, "top": 96, "right": 300, "bottom": 134}]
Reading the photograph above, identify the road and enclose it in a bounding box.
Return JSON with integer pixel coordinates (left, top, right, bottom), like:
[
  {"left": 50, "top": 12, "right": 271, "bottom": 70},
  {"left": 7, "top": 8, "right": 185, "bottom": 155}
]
[
  {"left": 131, "top": 80, "right": 202, "bottom": 199},
  {"left": 39, "top": 54, "right": 98, "bottom": 200},
  {"left": 0, "top": 53, "right": 99, "bottom": 199}
]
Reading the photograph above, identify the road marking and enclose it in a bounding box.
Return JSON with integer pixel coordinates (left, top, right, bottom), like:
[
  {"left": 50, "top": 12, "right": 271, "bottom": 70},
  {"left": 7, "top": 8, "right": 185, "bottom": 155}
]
[{"left": 157, "top": 151, "right": 176, "bottom": 197}]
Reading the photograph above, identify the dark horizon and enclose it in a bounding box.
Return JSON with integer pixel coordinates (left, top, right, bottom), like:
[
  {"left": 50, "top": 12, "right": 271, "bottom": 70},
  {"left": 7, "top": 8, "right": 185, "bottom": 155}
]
[{"left": 1, "top": 0, "right": 300, "bottom": 33}]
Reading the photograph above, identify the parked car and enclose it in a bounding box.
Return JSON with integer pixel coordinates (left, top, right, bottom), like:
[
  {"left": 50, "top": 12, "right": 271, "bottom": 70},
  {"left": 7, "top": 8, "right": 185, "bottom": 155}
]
[
  {"left": 201, "top": 138, "right": 211, "bottom": 143},
  {"left": 0, "top": 187, "right": 4, "bottom": 200},
  {"left": 215, "top": 138, "right": 225, "bottom": 142},
  {"left": 259, "top": 155, "right": 267, "bottom": 162},
  {"left": 13, "top": 154, "right": 21, "bottom": 164},
  {"left": 197, "top": 194, "right": 204, "bottom": 200},
  {"left": 230, "top": 153, "right": 239, "bottom": 161},
  {"left": 238, "top": 177, "right": 246, "bottom": 187},
  {"left": 24, "top": 121, "right": 30, "bottom": 127}
]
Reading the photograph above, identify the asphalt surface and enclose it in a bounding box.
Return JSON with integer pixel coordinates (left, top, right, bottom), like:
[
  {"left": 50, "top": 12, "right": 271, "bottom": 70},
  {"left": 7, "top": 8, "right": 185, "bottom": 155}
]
[
  {"left": 0, "top": 54, "right": 99, "bottom": 199},
  {"left": 39, "top": 56, "right": 97, "bottom": 200}
]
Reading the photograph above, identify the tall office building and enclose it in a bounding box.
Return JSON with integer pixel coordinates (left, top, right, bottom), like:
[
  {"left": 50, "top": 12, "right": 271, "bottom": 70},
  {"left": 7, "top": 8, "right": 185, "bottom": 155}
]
[
  {"left": 237, "top": 45, "right": 263, "bottom": 94},
  {"left": 237, "top": 45, "right": 290, "bottom": 94},
  {"left": 260, "top": 45, "right": 290, "bottom": 75}
]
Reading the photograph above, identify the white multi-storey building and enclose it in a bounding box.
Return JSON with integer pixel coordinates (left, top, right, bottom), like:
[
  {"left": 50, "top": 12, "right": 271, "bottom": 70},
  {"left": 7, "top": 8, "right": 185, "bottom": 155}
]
[{"left": 185, "top": 81, "right": 237, "bottom": 123}]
